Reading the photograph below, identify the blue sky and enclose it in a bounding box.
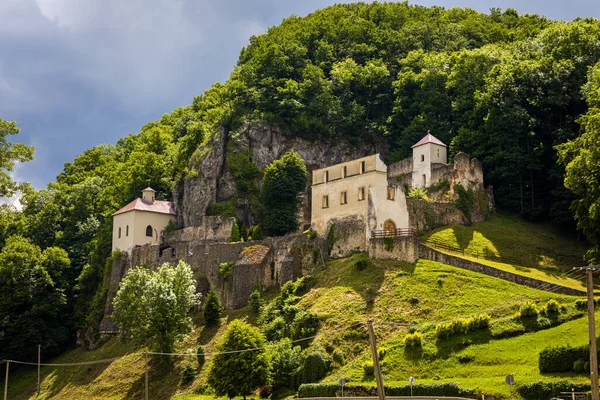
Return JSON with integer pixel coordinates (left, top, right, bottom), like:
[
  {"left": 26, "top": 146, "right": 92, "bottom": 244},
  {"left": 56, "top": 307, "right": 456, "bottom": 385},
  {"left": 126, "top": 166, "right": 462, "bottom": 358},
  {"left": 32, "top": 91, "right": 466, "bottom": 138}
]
[{"left": 1, "top": 0, "right": 599, "bottom": 195}]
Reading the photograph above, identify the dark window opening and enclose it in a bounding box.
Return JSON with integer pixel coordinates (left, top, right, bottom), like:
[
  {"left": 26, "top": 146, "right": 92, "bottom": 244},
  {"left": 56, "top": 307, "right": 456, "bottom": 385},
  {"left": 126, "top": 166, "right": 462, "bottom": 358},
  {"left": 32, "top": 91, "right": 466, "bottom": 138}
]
[{"left": 146, "top": 225, "right": 153, "bottom": 237}]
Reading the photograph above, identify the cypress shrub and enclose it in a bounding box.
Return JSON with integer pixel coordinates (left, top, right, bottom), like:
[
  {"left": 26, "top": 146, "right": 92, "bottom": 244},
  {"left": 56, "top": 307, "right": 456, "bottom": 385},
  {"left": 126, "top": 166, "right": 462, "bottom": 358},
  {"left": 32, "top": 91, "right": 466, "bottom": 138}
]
[
  {"left": 181, "top": 362, "right": 196, "bottom": 384},
  {"left": 197, "top": 345, "right": 205, "bottom": 369},
  {"left": 202, "top": 287, "right": 223, "bottom": 327},
  {"left": 249, "top": 289, "right": 262, "bottom": 313}
]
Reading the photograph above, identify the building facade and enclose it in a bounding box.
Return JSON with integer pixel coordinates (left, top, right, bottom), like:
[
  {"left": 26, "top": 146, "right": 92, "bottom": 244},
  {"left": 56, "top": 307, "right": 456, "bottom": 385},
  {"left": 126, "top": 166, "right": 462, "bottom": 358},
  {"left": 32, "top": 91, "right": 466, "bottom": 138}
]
[{"left": 112, "top": 187, "right": 176, "bottom": 253}]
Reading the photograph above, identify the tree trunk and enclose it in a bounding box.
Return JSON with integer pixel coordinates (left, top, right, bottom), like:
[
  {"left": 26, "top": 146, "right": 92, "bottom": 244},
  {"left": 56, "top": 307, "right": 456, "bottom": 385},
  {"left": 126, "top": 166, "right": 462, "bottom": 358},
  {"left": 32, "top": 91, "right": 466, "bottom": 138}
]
[
  {"left": 530, "top": 168, "right": 535, "bottom": 209},
  {"left": 519, "top": 172, "right": 524, "bottom": 214}
]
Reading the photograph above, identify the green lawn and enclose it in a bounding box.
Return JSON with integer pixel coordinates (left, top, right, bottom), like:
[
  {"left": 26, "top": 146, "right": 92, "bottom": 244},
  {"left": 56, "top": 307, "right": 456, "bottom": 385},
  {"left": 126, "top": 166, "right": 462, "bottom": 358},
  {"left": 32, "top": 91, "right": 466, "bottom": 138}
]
[
  {"left": 422, "top": 213, "right": 591, "bottom": 291},
  {"left": 5, "top": 253, "right": 593, "bottom": 400}
]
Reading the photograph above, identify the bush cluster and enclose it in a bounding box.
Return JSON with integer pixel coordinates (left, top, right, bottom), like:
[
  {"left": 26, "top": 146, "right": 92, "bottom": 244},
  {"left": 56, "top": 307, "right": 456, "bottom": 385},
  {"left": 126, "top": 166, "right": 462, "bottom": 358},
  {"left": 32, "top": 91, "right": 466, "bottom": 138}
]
[
  {"left": 362, "top": 360, "right": 375, "bottom": 377},
  {"left": 298, "top": 383, "right": 473, "bottom": 398},
  {"left": 434, "top": 314, "right": 490, "bottom": 339},
  {"left": 575, "top": 298, "right": 600, "bottom": 310},
  {"left": 404, "top": 332, "right": 423, "bottom": 348},
  {"left": 354, "top": 253, "right": 371, "bottom": 271},
  {"left": 539, "top": 344, "right": 599, "bottom": 373},
  {"left": 517, "top": 381, "right": 590, "bottom": 400},
  {"left": 518, "top": 301, "right": 539, "bottom": 318}
]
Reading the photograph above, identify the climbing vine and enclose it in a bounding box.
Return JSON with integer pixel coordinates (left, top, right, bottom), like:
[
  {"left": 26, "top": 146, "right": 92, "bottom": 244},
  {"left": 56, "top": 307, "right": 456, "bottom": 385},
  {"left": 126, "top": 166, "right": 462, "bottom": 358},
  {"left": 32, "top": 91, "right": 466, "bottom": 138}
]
[{"left": 453, "top": 183, "right": 475, "bottom": 225}]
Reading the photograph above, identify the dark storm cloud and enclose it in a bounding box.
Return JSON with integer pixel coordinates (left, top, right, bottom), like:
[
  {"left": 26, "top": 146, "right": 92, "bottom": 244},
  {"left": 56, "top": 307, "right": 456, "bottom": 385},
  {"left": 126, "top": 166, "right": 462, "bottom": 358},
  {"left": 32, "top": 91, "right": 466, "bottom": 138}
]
[{"left": 0, "top": 0, "right": 598, "bottom": 192}]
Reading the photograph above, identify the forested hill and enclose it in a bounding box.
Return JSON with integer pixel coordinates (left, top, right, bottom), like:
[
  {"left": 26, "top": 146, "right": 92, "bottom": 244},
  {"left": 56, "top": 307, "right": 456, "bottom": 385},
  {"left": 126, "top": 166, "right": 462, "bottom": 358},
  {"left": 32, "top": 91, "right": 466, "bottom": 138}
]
[{"left": 1, "top": 2, "right": 600, "bottom": 364}]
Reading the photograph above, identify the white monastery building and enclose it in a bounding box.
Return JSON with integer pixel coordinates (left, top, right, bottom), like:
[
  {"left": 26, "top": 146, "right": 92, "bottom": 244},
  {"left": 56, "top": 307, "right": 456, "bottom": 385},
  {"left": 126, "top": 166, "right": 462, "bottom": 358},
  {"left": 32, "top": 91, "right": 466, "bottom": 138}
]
[
  {"left": 112, "top": 187, "right": 176, "bottom": 253},
  {"left": 411, "top": 132, "right": 447, "bottom": 188}
]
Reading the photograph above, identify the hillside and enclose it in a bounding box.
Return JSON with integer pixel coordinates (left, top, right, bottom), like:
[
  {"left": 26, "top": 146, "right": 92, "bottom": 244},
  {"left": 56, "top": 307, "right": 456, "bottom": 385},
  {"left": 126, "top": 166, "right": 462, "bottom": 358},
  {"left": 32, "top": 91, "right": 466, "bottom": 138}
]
[
  {"left": 422, "top": 213, "right": 591, "bottom": 291},
  {"left": 6, "top": 253, "right": 593, "bottom": 400}
]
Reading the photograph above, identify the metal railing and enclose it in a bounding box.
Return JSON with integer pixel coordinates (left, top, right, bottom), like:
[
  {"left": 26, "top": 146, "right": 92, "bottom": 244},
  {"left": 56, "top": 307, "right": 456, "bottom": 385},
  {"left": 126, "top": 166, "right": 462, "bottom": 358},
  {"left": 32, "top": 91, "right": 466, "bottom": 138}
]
[
  {"left": 426, "top": 238, "right": 523, "bottom": 266},
  {"left": 371, "top": 228, "right": 417, "bottom": 239}
]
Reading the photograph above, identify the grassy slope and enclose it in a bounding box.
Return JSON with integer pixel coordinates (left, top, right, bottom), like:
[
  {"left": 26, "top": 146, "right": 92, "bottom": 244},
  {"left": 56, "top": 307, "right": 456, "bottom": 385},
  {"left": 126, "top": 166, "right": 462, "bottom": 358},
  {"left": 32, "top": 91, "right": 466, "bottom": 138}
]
[
  {"left": 6, "top": 252, "right": 593, "bottom": 399},
  {"left": 422, "top": 213, "right": 590, "bottom": 291}
]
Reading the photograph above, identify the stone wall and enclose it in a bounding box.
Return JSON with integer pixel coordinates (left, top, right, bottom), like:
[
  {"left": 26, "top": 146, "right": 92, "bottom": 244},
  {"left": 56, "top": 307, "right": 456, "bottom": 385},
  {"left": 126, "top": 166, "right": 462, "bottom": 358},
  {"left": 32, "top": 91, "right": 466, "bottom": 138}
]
[
  {"left": 99, "top": 252, "right": 130, "bottom": 334},
  {"left": 367, "top": 236, "right": 420, "bottom": 263},
  {"left": 326, "top": 217, "right": 367, "bottom": 259},
  {"left": 387, "top": 157, "right": 413, "bottom": 178},
  {"left": 407, "top": 198, "right": 470, "bottom": 233}
]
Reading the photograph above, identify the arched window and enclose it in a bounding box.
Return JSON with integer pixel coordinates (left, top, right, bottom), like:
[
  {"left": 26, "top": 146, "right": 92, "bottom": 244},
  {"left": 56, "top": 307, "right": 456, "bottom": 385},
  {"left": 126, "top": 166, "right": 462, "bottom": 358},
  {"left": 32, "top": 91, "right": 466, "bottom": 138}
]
[
  {"left": 146, "top": 225, "right": 153, "bottom": 237},
  {"left": 118, "top": 227, "right": 121, "bottom": 239},
  {"left": 421, "top": 154, "right": 425, "bottom": 162}
]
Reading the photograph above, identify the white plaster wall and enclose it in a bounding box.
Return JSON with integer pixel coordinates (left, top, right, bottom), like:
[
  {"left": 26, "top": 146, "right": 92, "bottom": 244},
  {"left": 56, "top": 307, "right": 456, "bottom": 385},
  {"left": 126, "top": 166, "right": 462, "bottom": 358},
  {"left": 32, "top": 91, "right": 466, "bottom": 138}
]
[
  {"left": 112, "top": 211, "right": 175, "bottom": 252},
  {"left": 368, "top": 184, "right": 409, "bottom": 233},
  {"left": 412, "top": 143, "right": 447, "bottom": 188},
  {"left": 312, "top": 154, "right": 385, "bottom": 185}
]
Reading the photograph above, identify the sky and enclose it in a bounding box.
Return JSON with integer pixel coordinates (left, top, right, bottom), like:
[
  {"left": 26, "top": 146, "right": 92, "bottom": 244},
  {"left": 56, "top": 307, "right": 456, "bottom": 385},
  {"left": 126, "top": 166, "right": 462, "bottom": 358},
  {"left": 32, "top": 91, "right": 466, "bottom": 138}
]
[{"left": 1, "top": 0, "right": 599, "bottom": 197}]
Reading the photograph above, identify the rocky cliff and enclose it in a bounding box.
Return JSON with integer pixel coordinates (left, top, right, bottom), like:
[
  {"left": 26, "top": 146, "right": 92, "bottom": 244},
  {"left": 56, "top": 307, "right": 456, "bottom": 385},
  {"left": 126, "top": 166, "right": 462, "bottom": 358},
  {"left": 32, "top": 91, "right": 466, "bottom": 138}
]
[{"left": 174, "top": 122, "right": 387, "bottom": 228}]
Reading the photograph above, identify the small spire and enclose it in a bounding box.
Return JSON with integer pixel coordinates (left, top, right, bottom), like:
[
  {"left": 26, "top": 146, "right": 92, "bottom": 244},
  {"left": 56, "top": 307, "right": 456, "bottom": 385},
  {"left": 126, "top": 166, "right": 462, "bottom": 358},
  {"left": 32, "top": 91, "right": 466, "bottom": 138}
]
[{"left": 427, "top": 129, "right": 430, "bottom": 134}]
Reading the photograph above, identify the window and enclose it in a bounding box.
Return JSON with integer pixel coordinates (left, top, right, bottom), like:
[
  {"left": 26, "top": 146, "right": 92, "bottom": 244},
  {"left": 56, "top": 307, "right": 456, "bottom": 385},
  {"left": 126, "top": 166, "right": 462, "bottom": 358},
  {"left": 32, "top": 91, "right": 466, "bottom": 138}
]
[
  {"left": 322, "top": 195, "right": 329, "bottom": 208},
  {"left": 358, "top": 186, "right": 365, "bottom": 201},
  {"left": 437, "top": 149, "right": 440, "bottom": 158},
  {"left": 422, "top": 174, "right": 426, "bottom": 187},
  {"left": 421, "top": 154, "right": 425, "bottom": 162},
  {"left": 360, "top": 161, "right": 366, "bottom": 174},
  {"left": 126, "top": 225, "right": 129, "bottom": 236},
  {"left": 324, "top": 170, "right": 329, "bottom": 182},
  {"left": 387, "top": 186, "right": 395, "bottom": 200},
  {"left": 343, "top": 166, "right": 347, "bottom": 178},
  {"left": 340, "top": 191, "right": 347, "bottom": 205},
  {"left": 118, "top": 227, "right": 121, "bottom": 239},
  {"left": 146, "top": 225, "right": 153, "bottom": 237}
]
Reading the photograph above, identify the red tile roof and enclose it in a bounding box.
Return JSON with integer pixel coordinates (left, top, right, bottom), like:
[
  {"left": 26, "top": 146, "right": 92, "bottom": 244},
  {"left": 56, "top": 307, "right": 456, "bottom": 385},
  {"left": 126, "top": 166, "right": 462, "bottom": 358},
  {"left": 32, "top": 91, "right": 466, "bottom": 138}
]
[
  {"left": 113, "top": 198, "right": 176, "bottom": 216},
  {"left": 412, "top": 133, "right": 447, "bottom": 148}
]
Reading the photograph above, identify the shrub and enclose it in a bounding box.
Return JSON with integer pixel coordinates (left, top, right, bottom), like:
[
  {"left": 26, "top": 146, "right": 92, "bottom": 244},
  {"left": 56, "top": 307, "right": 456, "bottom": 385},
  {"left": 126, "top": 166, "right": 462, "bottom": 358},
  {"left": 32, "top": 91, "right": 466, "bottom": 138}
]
[
  {"left": 434, "top": 314, "right": 490, "bottom": 339},
  {"left": 202, "top": 287, "right": 222, "bottom": 326},
  {"left": 230, "top": 221, "right": 241, "bottom": 242},
  {"left": 219, "top": 261, "right": 235, "bottom": 277},
  {"left": 362, "top": 360, "right": 375, "bottom": 377},
  {"left": 517, "top": 381, "right": 590, "bottom": 400},
  {"left": 207, "top": 200, "right": 236, "bottom": 218},
  {"left": 251, "top": 225, "right": 263, "bottom": 240},
  {"left": 544, "top": 299, "right": 560, "bottom": 314},
  {"left": 409, "top": 296, "right": 420, "bottom": 305},
  {"left": 197, "top": 345, "right": 205, "bottom": 369},
  {"left": 165, "top": 219, "right": 178, "bottom": 233},
  {"left": 307, "top": 229, "right": 317, "bottom": 240},
  {"left": 539, "top": 344, "right": 593, "bottom": 373},
  {"left": 409, "top": 187, "right": 430, "bottom": 200},
  {"left": 326, "top": 224, "right": 336, "bottom": 256},
  {"left": 518, "top": 301, "right": 539, "bottom": 318},
  {"left": 405, "top": 332, "right": 423, "bottom": 348},
  {"left": 574, "top": 359, "right": 585, "bottom": 373},
  {"left": 259, "top": 385, "right": 273, "bottom": 398},
  {"left": 181, "top": 362, "right": 196, "bottom": 385},
  {"left": 453, "top": 183, "right": 475, "bottom": 225},
  {"left": 298, "top": 383, "right": 338, "bottom": 398},
  {"left": 354, "top": 253, "right": 371, "bottom": 271},
  {"left": 458, "top": 354, "right": 473, "bottom": 364},
  {"left": 300, "top": 352, "right": 330, "bottom": 383},
  {"left": 249, "top": 289, "right": 262, "bottom": 313},
  {"left": 332, "top": 349, "right": 346, "bottom": 365},
  {"left": 291, "top": 310, "right": 320, "bottom": 340}
]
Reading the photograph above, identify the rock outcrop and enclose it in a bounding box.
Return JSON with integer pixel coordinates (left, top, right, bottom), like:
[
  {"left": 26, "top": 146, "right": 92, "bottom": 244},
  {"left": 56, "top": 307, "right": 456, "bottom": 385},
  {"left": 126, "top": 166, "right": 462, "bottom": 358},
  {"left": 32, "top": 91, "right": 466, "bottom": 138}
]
[{"left": 175, "top": 122, "right": 386, "bottom": 228}]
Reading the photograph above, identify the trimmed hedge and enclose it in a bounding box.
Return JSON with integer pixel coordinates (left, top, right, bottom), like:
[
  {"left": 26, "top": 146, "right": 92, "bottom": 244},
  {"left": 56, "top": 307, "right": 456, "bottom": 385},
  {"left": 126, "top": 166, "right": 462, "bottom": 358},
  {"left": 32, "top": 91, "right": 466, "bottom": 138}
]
[
  {"left": 539, "top": 344, "right": 597, "bottom": 373},
  {"left": 517, "top": 381, "right": 589, "bottom": 400},
  {"left": 435, "top": 314, "right": 490, "bottom": 339},
  {"left": 297, "top": 382, "right": 473, "bottom": 398}
]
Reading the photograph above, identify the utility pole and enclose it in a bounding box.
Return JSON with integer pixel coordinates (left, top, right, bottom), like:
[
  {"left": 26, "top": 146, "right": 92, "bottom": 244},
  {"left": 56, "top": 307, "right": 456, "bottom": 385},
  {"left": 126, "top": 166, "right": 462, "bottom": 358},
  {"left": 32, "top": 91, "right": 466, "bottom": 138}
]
[
  {"left": 37, "top": 344, "right": 41, "bottom": 396},
  {"left": 4, "top": 360, "right": 9, "bottom": 400},
  {"left": 367, "top": 320, "right": 386, "bottom": 400},
  {"left": 574, "top": 266, "right": 600, "bottom": 400},
  {"left": 145, "top": 352, "right": 149, "bottom": 400}
]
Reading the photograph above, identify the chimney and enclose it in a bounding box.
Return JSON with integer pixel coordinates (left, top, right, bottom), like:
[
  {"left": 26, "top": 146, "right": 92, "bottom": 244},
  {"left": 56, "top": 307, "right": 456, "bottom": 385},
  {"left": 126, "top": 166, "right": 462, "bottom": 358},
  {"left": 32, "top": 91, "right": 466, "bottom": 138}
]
[{"left": 142, "top": 187, "right": 156, "bottom": 202}]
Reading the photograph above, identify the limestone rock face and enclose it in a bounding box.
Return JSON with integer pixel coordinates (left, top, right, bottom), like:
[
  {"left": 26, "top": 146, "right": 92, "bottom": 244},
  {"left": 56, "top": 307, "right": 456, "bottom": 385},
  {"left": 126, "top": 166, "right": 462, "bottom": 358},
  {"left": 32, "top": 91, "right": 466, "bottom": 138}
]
[{"left": 175, "top": 122, "right": 384, "bottom": 228}]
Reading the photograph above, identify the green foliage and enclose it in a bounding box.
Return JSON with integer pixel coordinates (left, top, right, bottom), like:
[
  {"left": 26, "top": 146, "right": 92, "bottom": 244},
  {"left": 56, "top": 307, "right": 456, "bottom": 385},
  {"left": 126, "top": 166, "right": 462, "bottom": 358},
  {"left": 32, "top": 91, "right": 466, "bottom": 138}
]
[
  {"left": 543, "top": 299, "right": 560, "bottom": 314},
  {"left": 197, "top": 345, "right": 205, "bottom": 369},
  {"left": 362, "top": 359, "right": 375, "bottom": 377},
  {"left": 299, "top": 351, "right": 330, "bottom": 383},
  {"left": 262, "top": 151, "right": 308, "bottom": 236},
  {"left": 517, "top": 381, "right": 590, "bottom": 400},
  {"left": 538, "top": 344, "right": 598, "bottom": 373},
  {"left": 249, "top": 289, "right": 262, "bottom": 313},
  {"left": 230, "top": 221, "right": 241, "bottom": 242},
  {"left": 181, "top": 362, "right": 196, "bottom": 385},
  {"left": 249, "top": 225, "right": 263, "bottom": 240},
  {"left": 297, "top": 383, "right": 338, "bottom": 398},
  {"left": 202, "top": 287, "right": 223, "bottom": 327},
  {"left": 208, "top": 320, "right": 271, "bottom": 398},
  {"left": 269, "top": 339, "right": 304, "bottom": 392},
  {"left": 435, "top": 314, "right": 490, "bottom": 339},
  {"left": 0, "top": 119, "right": 35, "bottom": 197},
  {"left": 0, "top": 236, "right": 70, "bottom": 361},
  {"left": 408, "top": 187, "right": 431, "bottom": 200},
  {"left": 226, "top": 150, "right": 260, "bottom": 194},
  {"left": 113, "top": 261, "right": 201, "bottom": 353},
  {"left": 558, "top": 61, "right": 600, "bottom": 262},
  {"left": 453, "top": 183, "right": 475, "bottom": 225},
  {"left": 518, "top": 301, "right": 539, "bottom": 318},
  {"left": 326, "top": 224, "right": 336, "bottom": 256},
  {"left": 383, "top": 236, "right": 395, "bottom": 252},
  {"left": 219, "top": 261, "right": 235, "bottom": 277},
  {"left": 404, "top": 331, "right": 424, "bottom": 348},
  {"left": 164, "top": 219, "right": 178, "bottom": 233},
  {"left": 354, "top": 253, "right": 372, "bottom": 270},
  {"left": 207, "top": 200, "right": 237, "bottom": 218},
  {"left": 258, "top": 277, "right": 318, "bottom": 342}
]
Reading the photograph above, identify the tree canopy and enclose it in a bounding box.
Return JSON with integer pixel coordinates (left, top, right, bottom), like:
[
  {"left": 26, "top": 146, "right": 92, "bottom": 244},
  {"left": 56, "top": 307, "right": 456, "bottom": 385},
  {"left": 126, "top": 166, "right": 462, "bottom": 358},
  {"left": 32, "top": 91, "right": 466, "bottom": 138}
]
[{"left": 0, "top": 119, "right": 34, "bottom": 198}]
